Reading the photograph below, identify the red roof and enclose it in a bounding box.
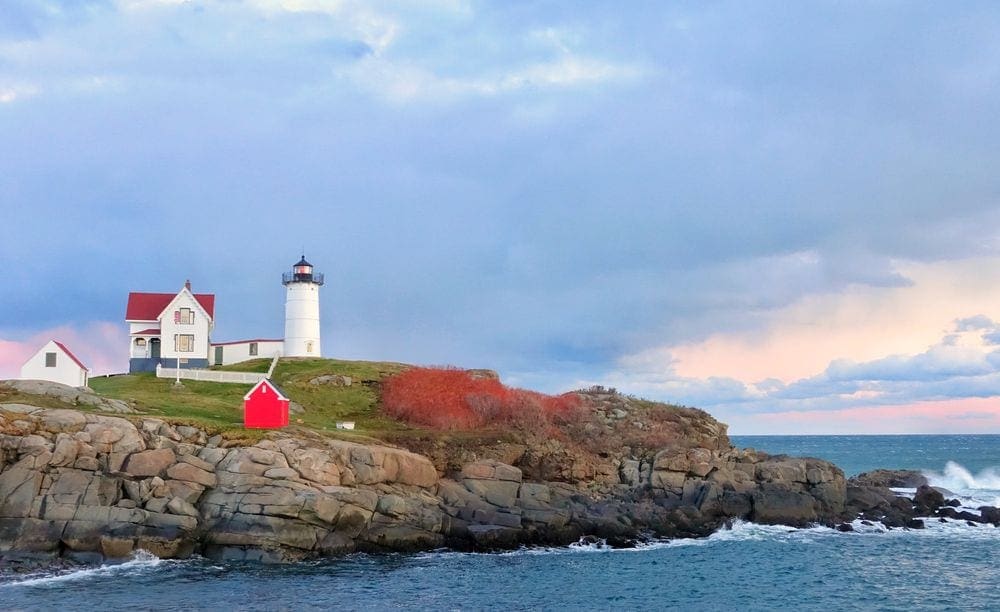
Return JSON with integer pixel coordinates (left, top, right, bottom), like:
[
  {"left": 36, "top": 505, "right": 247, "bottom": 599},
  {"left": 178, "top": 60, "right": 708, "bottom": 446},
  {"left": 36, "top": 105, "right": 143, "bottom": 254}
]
[
  {"left": 133, "top": 328, "right": 161, "bottom": 335},
  {"left": 244, "top": 378, "right": 290, "bottom": 401},
  {"left": 126, "top": 291, "right": 215, "bottom": 321},
  {"left": 210, "top": 338, "right": 283, "bottom": 346},
  {"left": 53, "top": 340, "right": 89, "bottom": 371}
]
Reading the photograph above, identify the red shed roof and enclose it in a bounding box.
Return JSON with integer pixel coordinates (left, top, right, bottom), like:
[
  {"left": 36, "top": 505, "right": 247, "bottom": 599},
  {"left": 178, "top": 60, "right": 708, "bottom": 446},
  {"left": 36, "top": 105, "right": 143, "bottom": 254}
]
[
  {"left": 126, "top": 291, "right": 215, "bottom": 321},
  {"left": 244, "top": 378, "right": 289, "bottom": 401},
  {"left": 53, "top": 341, "right": 89, "bottom": 371}
]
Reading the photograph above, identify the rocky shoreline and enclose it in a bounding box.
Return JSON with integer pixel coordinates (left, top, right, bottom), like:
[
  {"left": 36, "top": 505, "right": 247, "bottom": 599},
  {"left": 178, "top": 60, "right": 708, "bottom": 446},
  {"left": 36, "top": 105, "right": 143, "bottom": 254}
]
[{"left": 1, "top": 398, "right": 998, "bottom": 565}]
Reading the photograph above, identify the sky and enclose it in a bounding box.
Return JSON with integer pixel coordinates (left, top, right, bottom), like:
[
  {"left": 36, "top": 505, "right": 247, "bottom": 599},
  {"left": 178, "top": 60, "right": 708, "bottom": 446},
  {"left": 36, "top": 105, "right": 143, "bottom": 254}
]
[{"left": 2, "top": 1, "right": 1000, "bottom": 434}]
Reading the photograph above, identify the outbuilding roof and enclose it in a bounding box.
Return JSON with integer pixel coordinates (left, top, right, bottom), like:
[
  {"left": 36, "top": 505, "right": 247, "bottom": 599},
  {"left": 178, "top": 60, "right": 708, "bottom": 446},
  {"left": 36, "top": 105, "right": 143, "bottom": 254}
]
[
  {"left": 52, "top": 340, "right": 89, "bottom": 371},
  {"left": 243, "top": 378, "right": 290, "bottom": 401},
  {"left": 126, "top": 291, "right": 215, "bottom": 321}
]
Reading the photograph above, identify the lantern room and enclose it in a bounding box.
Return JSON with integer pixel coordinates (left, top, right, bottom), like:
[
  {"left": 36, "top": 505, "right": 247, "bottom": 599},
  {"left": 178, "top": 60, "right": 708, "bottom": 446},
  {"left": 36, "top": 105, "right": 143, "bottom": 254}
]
[{"left": 282, "top": 255, "right": 324, "bottom": 286}]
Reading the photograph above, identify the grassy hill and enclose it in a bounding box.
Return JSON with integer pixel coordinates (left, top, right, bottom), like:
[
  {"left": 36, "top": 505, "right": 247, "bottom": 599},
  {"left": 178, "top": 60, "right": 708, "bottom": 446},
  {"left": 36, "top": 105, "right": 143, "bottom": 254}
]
[
  {"left": 88, "top": 358, "right": 411, "bottom": 439},
  {"left": 14, "top": 358, "right": 725, "bottom": 478}
]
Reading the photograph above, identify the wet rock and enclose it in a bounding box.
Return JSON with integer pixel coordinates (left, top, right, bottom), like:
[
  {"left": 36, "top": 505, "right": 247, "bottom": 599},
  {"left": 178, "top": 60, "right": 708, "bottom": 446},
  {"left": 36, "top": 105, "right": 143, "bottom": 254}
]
[
  {"left": 937, "top": 506, "right": 959, "bottom": 519},
  {"left": 849, "top": 469, "right": 927, "bottom": 489},
  {"left": 750, "top": 483, "right": 818, "bottom": 526},
  {"left": 978, "top": 506, "right": 1000, "bottom": 525},
  {"left": 913, "top": 484, "right": 945, "bottom": 513}
]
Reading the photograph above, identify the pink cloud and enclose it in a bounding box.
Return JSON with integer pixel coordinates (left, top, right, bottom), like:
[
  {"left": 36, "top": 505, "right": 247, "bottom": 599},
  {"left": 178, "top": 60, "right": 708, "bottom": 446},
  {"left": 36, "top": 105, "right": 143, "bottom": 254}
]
[
  {"left": 641, "top": 257, "right": 1000, "bottom": 385},
  {"left": 0, "top": 322, "right": 128, "bottom": 379},
  {"left": 724, "top": 397, "right": 1000, "bottom": 435}
]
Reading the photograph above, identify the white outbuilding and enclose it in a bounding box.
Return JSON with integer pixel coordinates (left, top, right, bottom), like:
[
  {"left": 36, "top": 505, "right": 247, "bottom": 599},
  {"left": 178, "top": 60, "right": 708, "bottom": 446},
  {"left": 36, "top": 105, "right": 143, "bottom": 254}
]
[{"left": 19, "top": 340, "right": 89, "bottom": 388}]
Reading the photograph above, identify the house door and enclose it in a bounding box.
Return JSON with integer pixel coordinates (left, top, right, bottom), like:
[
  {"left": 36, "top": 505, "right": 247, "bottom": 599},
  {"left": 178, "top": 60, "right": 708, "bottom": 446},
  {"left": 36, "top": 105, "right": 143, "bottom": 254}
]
[
  {"left": 214, "top": 346, "right": 224, "bottom": 366},
  {"left": 150, "top": 338, "right": 161, "bottom": 359}
]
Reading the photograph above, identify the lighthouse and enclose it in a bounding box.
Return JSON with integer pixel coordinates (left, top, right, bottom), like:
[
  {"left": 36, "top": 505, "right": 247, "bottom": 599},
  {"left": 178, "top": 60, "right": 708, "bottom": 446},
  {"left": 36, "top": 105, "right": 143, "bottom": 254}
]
[{"left": 282, "top": 255, "right": 323, "bottom": 357}]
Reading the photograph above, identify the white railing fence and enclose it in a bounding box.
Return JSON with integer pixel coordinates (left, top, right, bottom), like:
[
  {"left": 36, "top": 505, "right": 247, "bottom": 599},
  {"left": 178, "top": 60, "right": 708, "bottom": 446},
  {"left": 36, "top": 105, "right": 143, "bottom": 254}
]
[
  {"left": 266, "top": 353, "right": 281, "bottom": 378},
  {"left": 156, "top": 364, "right": 267, "bottom": 385}
]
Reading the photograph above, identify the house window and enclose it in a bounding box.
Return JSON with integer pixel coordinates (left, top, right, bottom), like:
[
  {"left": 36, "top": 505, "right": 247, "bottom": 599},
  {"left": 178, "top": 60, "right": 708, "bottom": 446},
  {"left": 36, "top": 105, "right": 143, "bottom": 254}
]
[
  {"left": 175, "top": 334, "right": 195, "bottom": 352},
  {"left": 176, "top": 308, "right": 194, "bottom": 325},
  {"left": 249, "top": 342, "right": 258, "bottom": 356},
  {"left": 135, "top": 338, "right": 147, "bottom": 347},
  {"left": 306, "top": 341, "right": 314, "bottom": 353},
  {"left": 45, "top": 352, "right": 57, "bottom": 367}
]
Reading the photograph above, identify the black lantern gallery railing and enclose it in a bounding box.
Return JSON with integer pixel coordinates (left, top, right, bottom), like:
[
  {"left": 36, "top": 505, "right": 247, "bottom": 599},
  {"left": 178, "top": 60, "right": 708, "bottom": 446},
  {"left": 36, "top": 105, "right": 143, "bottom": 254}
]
[{"left": 282, "top": 271, "right": 325, "bottom": 285}]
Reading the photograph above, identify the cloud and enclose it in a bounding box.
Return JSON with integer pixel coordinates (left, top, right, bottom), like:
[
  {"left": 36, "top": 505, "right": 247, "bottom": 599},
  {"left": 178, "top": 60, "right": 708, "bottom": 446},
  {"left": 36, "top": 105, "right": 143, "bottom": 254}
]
[
  {"left": 725, "top": 398, "right": 1000, "bottom": 436},
  {"left": 597, "top": 256, "right": 1000, "bottom": 430},
  {"left": 955, "top": 314, "right": 996, "bottom": 331},
  {"left": 0, "top": 80, "right": 40, "bottom": 103},
  {"left": 340, "top": 54, "right": 643, "bottom": 104},
  {"left": 4, "top": 2, "right": 1000, "bottom": 435}
]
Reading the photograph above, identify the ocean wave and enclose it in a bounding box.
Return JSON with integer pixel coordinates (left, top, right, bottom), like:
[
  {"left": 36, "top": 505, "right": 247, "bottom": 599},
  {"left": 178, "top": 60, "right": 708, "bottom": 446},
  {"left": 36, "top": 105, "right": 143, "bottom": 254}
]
[
  {"left": 923, "top": 461, "right": 1000, "bottom": 491},
  {"left": 922, "top": 461, "right": 1000, "bottom": 508},
  {"left": 428, "top": 514, "right": 1000, "bottom": 560},
  {"left": 1, "top": 550, "right": 167, "bottom": 588}
]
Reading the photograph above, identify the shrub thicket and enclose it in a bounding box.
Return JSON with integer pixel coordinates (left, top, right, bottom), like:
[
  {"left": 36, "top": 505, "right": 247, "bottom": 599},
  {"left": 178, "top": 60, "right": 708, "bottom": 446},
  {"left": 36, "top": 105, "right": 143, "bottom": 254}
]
[{"left": 380, "top": 367, "right": 581, "bottom": 431}]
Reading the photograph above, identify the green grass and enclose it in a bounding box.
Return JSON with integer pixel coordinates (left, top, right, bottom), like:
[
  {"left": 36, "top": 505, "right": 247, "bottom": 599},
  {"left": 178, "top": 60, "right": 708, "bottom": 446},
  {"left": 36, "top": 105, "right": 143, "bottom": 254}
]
[
  {"left": 268, "top": 358, "right": 410, "bottom": 433},
  {"left": 213, "top": 359, "right": 273, "bottom": 373},
  {"left": 87, "top": 358, "right": 413, "bottom": 439},
  {"left": 89, "top": 373, "right": 251, "bottom": 432}
]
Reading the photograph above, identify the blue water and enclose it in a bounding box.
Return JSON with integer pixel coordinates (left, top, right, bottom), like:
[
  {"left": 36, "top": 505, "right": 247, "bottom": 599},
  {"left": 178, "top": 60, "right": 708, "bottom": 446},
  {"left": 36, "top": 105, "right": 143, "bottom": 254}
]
[
  {"left": 3, "top": 435, "right": 999, "bottom": 611},
  {"left": 731, "top": 434, "right": 1000, "bottom": 477}
]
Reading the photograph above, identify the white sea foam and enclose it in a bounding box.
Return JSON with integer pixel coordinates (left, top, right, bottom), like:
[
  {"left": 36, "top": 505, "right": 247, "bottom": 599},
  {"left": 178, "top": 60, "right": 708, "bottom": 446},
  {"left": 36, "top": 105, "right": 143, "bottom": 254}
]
[
  {"left": 1, "top": 550, "right": 164, "bottom": 588},
  {"left": 924, "top": 461, "right": 1000, "bottom": 491},
  {"left": 923, "top": 461, "right": 1000, "bottom": 508},
  {"left": 401, "top": 513, "right": 1000, "bottom": 562}
]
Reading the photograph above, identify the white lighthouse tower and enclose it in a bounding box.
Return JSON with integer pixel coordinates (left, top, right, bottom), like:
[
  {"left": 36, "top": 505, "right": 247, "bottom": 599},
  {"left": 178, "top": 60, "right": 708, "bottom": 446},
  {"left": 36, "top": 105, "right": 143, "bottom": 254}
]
[{"left": 283, "top": 255, "right": 323, "bottom": 357}]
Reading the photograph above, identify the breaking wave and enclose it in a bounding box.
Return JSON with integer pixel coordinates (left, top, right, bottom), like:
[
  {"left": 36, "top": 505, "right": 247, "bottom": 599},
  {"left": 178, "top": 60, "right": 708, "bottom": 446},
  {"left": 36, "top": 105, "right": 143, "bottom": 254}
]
[
  {"left": 923, "top": 461, "right": 1000, "bottom": 491},
  {"left": 923, "top": 461, "right": 1000, "bottom": 507},
  {"left": 1, "top": 550, "right": 165, "bottom": 588}
]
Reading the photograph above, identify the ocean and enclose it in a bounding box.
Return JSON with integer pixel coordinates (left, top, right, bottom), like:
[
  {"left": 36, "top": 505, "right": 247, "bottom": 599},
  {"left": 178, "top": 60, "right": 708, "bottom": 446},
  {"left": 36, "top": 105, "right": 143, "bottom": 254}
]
[{"left": 2, "top": 435, "right": 999, "bottom": 611}]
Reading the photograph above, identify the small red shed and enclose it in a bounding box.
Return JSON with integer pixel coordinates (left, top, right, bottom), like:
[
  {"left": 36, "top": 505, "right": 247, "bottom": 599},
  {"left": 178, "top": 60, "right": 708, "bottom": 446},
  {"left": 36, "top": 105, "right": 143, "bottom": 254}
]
[{"left": 243, "top": 379, "right": 290, "bottom": 429}]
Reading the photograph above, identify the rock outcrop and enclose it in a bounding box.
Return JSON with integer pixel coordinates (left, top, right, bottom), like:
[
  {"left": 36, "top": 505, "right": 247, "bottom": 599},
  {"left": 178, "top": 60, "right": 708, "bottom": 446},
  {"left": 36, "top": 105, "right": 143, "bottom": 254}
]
[
  {"left": 2, "top": 400, "right": 991, "bottom": 564},
  {"left": 2, "top": 380, "right": 133, "bottom": 414}
]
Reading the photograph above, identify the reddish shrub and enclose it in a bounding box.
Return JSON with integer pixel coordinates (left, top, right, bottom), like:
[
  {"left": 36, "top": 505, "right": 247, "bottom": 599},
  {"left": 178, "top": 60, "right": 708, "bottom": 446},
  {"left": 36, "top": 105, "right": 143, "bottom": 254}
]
[{"left": 380, "top": 367, "right": 582, "bottom": 431}]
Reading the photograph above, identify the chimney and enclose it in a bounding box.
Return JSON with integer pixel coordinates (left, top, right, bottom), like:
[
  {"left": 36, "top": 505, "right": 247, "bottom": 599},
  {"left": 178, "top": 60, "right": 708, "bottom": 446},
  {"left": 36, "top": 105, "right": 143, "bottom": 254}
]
[{"left": 185, "top": 279, "right": 191, "bottom": 291}]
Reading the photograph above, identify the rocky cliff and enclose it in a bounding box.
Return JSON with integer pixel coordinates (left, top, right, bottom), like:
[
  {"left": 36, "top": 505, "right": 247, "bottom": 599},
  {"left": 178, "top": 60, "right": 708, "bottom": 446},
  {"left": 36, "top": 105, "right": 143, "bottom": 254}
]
[{"left": 1, "top": 385, "right": 991, "bottom": 564}]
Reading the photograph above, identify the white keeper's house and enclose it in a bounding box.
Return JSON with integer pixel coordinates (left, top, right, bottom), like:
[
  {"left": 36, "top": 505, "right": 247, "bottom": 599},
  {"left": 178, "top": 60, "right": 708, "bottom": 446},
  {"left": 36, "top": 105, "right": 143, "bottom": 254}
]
[
  {"left": 20, "top": 340, "right": 90, "bottom": 387},
  {"left": 126, "top": 256, "right": 323, "bottom": 373}
]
